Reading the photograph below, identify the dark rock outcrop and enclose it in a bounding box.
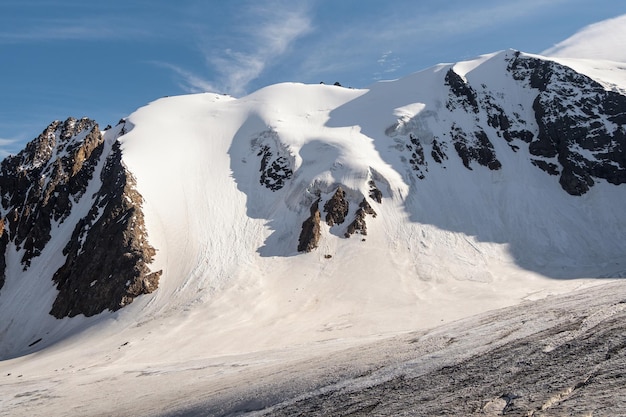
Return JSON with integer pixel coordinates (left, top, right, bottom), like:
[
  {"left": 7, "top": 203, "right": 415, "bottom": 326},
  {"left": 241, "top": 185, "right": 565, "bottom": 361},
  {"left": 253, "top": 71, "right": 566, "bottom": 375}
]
[
  {"left": 406, "top": 134, "right": 427, "bottom": 179},
  {"left": 324, "top": 187, "right": 349, "bottom": 226},
  {"left": 258, "top": 145, "right": 293, "bottom": 191},
  {"left": 507, "top": 52, "right": 626, "bottom": 195},
  {"left": 451, "top": 125, "right": 501, "bottom": 171},
  {"left": 389, "top": 52, "right": 625, "bottom": 195},
  {"left": 0, "top": 219, "right": 7, "bottom": 291},
  {"left": 50, "top": 141, "right": 161, "bottom": 318},
  {"left": 255, "top": 130, "right": 293, "bottom": 191},
  {"left": 430, "top": 139, "right": 448, "bottom": 164},
  {"left": 445, "top": 69, "right": 479, "bottom": 113},
  {"left": 0, "top": 118, "right": 104, "bottom": 270},
  {"left": 345, "top": 199, "right": 377, "bottom": 237},
  {"left": 368, "top": 181, "right": 382, "bottom": 204},
  {"left": 0, "top": 117, "right": 161, "bottom": 317},
  {"left": 298, "top": 200, "right": 321, "bottom": 253}
]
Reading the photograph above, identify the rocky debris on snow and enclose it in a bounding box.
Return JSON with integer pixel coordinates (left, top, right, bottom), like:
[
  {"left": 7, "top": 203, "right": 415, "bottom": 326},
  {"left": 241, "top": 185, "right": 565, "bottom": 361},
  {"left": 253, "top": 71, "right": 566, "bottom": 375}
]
[
  {"left": 430, "top": 139, "right": 448, "bottom": 164},
  {"left": 345, "top": 198, "right": 377, "bottom": 237},
  {"left": 297, "top": 199, "right": 321, "bottom": 253},
  {"left": 324, "top": 187, "right": 349, "bottom": 226},
  {"left": 228, "top": 281, "right": 626, "bottom": 417},
  {"left": 255, "top": 130, "right": 293, "bottom": 191}
]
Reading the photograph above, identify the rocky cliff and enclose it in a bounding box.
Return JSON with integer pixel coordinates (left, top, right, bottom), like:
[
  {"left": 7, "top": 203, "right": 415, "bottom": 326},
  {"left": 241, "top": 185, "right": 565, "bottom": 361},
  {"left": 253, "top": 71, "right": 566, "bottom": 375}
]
[{"left": 0, "top": 118, "right": 160, "bottom": 318}]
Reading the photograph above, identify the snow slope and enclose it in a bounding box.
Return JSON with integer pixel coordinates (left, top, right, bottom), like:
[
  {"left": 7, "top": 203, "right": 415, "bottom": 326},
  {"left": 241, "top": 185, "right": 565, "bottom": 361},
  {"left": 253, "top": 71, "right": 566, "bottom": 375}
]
[
  {"left": 1, "top": 49, "right": 626, "bottom": 416},
  {"left": 543, "top": 14, "right": 626, "bottom": 62}
]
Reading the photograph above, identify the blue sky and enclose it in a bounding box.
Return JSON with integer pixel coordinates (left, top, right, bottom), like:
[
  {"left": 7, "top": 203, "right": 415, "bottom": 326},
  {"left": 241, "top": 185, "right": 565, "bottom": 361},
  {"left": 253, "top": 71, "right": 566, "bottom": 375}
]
[{"left": 1, "top": 0, "right": 625, "bottom": 155}]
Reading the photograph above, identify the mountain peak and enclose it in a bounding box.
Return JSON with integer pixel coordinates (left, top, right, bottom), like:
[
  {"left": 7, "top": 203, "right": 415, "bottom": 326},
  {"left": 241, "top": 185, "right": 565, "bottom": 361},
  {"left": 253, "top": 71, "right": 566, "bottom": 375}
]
[{"left": 1, "top": 51, "right": 626, "bottom": 360}]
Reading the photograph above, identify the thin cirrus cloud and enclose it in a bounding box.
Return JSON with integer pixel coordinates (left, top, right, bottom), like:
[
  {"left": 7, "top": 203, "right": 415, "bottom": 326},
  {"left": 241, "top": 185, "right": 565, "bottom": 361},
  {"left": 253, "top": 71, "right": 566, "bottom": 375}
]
[
  {"left": 0, "top": 19, "right": 149, "bottom": 43},
  {"left": 161, "top": 5, "right": 313, "bottom": 96},
  {"left": 0, "top": 138, "right": 20, "bottom": 159},
  {"left": 151, "top": 62, "right": 218, "bottom": 94}
]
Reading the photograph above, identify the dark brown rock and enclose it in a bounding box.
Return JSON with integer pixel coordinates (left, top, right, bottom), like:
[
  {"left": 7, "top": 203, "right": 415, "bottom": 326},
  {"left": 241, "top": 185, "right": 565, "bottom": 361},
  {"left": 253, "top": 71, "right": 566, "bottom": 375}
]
[
  {"left": 345, "top": 199, "right": 377, "bottom": 238},
  {"left": 298, "top": 199, "right": 321, "bottom": 252},
  {"left": 0, "top": 116, "right": 162, "bottom": 317},
  {"left": 368, "top": 181, "right": 382, "bottom": 204},
  {"left": 324, "top": 187, "right": 349, "bottom": 226},
  {"left": 50, "top": 141, "right": 162, "bottom": 318},
  {"left": 0, "top": 117, "right": 105, "bottom": 269}
]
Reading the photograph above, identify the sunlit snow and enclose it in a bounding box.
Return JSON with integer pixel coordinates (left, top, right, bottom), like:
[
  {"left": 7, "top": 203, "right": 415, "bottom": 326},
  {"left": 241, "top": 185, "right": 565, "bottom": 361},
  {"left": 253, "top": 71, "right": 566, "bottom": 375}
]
[{"left": 1, "top": 49, "right": 626, "bottom": 416}]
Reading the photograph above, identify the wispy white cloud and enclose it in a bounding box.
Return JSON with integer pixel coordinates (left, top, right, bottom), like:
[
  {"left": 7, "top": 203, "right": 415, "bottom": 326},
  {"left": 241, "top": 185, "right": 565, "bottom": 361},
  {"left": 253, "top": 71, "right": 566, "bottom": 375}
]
[
  {"left": 0, "top": 138, "right": 18, "bottom": 147},
  {"left": 160, "top": 1, "right": 313, "bottom": 96},
  {"left": 0, "top": 19, "right": 149, "bottom": 43},
  {"left": 376, "top": 51, "right": 402, "bottom": 75},
  {"left": 150, "top": 62, "right": 218, "bottom": 94},
  {"left": 0, "top": 137, "right": 21, "bottom": 159}
]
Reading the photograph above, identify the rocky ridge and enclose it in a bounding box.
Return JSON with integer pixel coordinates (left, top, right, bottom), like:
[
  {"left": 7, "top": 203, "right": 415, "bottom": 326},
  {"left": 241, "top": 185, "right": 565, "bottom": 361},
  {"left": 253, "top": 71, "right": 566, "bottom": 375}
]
[
  {"left": 386, "top": 50, "right": 626, "bottom": 196},
  {"left": 0, "top": 118, "right": 160, "bottom": 318}
]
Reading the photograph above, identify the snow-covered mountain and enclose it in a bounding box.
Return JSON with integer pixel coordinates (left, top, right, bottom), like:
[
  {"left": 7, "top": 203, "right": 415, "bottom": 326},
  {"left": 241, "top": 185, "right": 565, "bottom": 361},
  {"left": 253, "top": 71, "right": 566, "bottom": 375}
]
[{"left": 1, "top": 49, "right": 626, "bottom": 416}]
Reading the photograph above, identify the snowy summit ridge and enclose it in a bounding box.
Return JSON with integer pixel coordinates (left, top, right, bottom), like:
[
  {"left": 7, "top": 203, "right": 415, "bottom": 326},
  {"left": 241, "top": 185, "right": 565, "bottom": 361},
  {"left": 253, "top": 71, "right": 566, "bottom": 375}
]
[{"left": 1, "top": 49, "right": 626, "bottom": 364}]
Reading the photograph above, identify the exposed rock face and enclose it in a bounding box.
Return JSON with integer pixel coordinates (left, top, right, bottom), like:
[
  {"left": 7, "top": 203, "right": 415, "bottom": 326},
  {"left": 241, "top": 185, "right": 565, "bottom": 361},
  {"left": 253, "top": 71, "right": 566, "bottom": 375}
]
[
  {"left": 386, "top": 51, "right": 626, "bottom": 196},
  {"left": 451, "top": 125, "right": 502, "bottom": 171},
  {"left": 445, "top": 68, "right": 479, "bottom": 113},
  {"left": 430, "top": 139, "right": 448, "bottom": 164},
  {"left": 324, "top": 187, "right": 349, "bottom": 226},
  {"left": 254, "top": 130, "right": 294, "bottom": 191},
  {"left": 298, "top": 199, "right": 321, "bottom": 252},
  {"left": 406, "top": 134, "right": 427, "bottom": 179},
  {"left": 50, "top": 141, "right": 161, "bottom": 318},
  {"left": 368, "top": 181, "right": 383, "bottom": 204},
  {"left": 0, "top": 117, "right": 161, "bottom": 317},
  {"left": 507, "top": 52, "right": 626, "bottom": 195},
  {"left": 0, "top": 118, "right": 104, "bottom": 271},
  {"left": 298, "top": 187, "right": 380, "bottom": 250},
  {"left": 0, "top": 219, "right": 7, "bottom": 291},
  {"left": 345, "top": 199, "right": 377, "bottom": 237}
]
